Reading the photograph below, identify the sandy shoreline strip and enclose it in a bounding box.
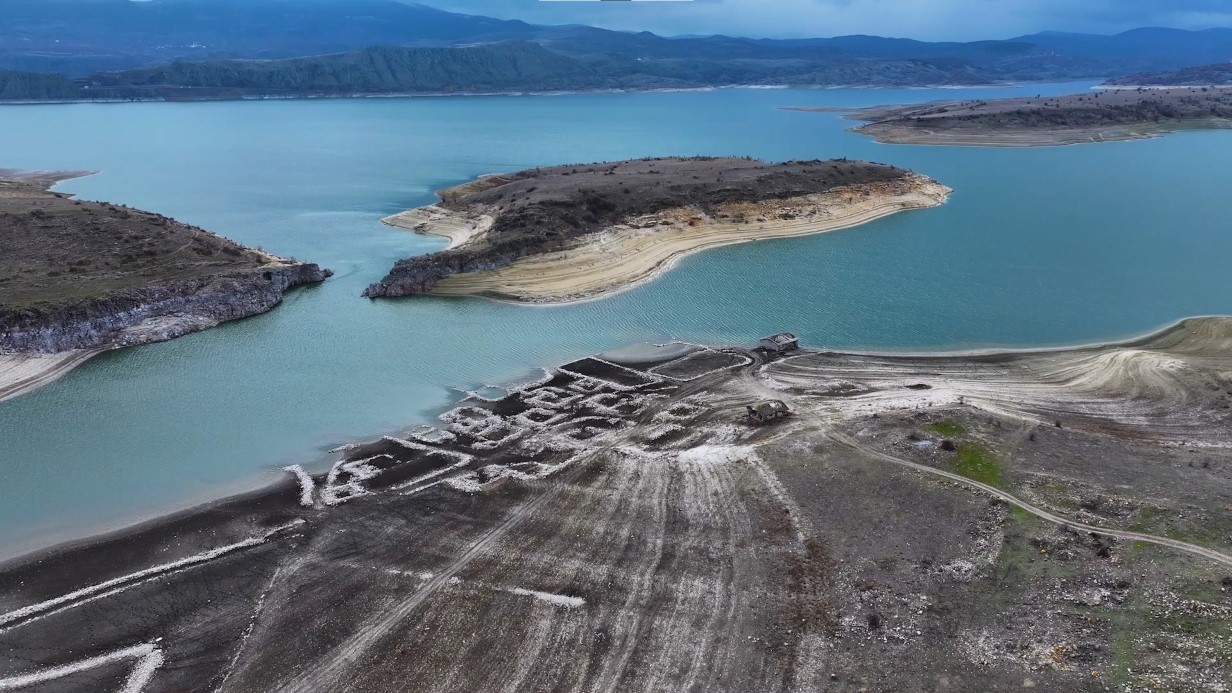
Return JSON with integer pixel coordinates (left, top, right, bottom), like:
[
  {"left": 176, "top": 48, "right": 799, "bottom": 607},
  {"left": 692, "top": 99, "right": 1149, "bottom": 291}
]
[
  {"left": 0, "top": 350, "right": 102, "bottom": 403},
  {"left": 785, "top": 106, "right": 1232, "bottom": 147},
  {"left": 422, "top": 174, "right": 950, "bottom": 303},
  {"left": 380, "top": 205, "right": 493, "bottom": 250},
  {"left": 852, "top": 119, "right": 1232, "bottom": 147},
  {"left": 784, "top": 95, "right": 1232, "bottom": 148}
]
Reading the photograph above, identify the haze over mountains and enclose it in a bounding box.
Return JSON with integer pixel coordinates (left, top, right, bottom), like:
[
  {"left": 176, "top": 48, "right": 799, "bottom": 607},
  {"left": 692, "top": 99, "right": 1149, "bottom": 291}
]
[{"left": 1, "top": 0, "right": 1231, "bottom": 100}]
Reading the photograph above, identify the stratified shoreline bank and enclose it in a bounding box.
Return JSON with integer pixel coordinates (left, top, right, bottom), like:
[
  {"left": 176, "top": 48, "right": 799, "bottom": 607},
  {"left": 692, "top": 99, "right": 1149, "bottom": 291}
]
[
  {"left": 0, "top": 350, "right": 100, "bottom": 403},
  {"left": 0, "top": 169, "right": 331, "bottom": 402},
  {"left": 788, "top": 85, "right": 1232, "bottom": 147},
  {"left": 367, "top": 158, "right": 951, "bottom": 303},
  {"left": 852, "top": 118, "right": 1231, "bottom": 147},
  {"left": 430, "top": 174, "right": 949, "bottom": 303}
]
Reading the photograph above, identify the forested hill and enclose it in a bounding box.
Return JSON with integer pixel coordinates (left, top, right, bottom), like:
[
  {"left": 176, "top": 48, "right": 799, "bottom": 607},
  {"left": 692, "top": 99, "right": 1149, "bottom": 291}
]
[
  {"left": 1105, "top": 62, "right": 1232, "bottom": 87},
  {"left": 9, "top": 40, "right": 1227, "bottom": 103},
  {"left": 3, "top": 0, "right": 1232, "bottom": 82},
  {"left": 82, "top": 44, "right": 595, "bottom": 97},
  {"left": 0, "top": 70, "right": 80, "bottom": 101},
  {"left": 38, "top": 42, "right": 1027, "bottom": 101}
]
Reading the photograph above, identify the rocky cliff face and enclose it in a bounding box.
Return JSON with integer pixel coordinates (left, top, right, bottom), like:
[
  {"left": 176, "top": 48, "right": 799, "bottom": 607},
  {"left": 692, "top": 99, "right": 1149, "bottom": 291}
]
[
  {"left": 0, "top": 262, "right": 330, "bottom": 353},
  {"left": 362, "top": 253, "right": 512, "bottom": 298}
]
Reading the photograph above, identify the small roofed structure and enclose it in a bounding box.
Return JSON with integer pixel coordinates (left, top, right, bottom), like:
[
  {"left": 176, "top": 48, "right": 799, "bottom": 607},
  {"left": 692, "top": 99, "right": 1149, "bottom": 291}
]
[
  {"left": 758, "top": 332, "right": 799, "bottom": 353},
  {"left": 742, "top": 400, "right": 790, "bottom": 425}
]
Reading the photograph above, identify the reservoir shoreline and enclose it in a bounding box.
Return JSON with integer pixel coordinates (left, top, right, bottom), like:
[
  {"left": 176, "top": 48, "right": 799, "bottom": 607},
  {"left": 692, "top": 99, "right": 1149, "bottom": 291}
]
[
  {"left": 0, "top": 169, "right": 332, "bottom": 402},
  {"left": 788, "top": 85, "right": 1232, "bottom": 147},
  {"left": 2, "top": 316, "right": 1230, "bottom": 691},
  {"left": 0, "top": 350, "right": 101, "bottom": 403},
  {"left": 2, "top": 312, "right": 1225, "bottom": 565},
  {"left": 423, "top": 174, "right": 950, "bottom": 304}
]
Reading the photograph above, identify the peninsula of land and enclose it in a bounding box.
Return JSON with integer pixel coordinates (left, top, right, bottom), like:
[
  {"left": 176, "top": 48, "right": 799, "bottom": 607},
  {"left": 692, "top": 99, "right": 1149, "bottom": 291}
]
[
  {"left": 2, "top": 317, "right": 1230, "bottom": 691},
  {"left": 0, "top": 170, "right": 331, "bottom": 401},
  {"left": 364, "top": 157, "right": 951, "bottom": 302},
  {"left": 797, "top": 86, "right": 1232, "bottom": 147},
  {"left": 1105, "top": 62, "right": 1232, "bottom": 88}
]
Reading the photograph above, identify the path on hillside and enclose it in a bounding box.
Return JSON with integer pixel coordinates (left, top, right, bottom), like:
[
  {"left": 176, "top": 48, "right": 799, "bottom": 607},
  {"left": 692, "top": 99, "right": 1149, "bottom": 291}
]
[{"left": 827, "top": 430, "right": 1232, "bottom": 568}]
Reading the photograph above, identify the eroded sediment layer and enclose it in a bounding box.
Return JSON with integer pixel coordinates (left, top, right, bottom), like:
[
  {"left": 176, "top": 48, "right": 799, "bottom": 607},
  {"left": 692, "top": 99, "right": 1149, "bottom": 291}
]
[
  {"left": 790, "top": 86, "right": 1232, "bottom": 147},
  {"left": 365, "top": 157, "right": 950, "bottom": 302},
  {"left": 0, "top": 350, "right": 100, "bottom": 403},
  {"left": 0, "top": 261, "right": 331, "bottom": 354},
  {"left": 2, "top": 317, "right": 1230, "bottom": 691},
  {"left": 0, "top": 170, "right": 331, "bottom": 399}
]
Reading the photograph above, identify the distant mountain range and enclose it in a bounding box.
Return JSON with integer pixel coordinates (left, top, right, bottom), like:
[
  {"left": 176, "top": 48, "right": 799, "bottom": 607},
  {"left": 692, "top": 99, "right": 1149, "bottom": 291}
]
[{"left": 1, "top": 0, "right": 1231, "bottom": 101}]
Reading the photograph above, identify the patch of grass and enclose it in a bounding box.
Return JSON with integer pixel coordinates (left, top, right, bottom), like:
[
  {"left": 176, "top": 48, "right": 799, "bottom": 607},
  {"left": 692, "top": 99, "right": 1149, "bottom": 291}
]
[
  {"left": 1108, "top": 629, "right": 1136, "bottom": 686},
  {"left": 953, "top": 442, "right": 1004, "bottom": 487},
  {"left": 1008, "top": 505, "right": 1032, "bottom": 523},
  {"left": 1129, "top": 506, "right": 1210, "bottom": 544},
  {"left": 929, "top": 419, "right": 965, "bottom": 437},
  {"left": 0, "top": 180, "right": 267, "bottom": 314}
]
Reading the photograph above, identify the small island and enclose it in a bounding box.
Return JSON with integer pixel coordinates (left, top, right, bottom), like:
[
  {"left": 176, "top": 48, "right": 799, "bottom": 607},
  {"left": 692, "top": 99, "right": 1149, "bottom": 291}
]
[
  {"left": 0, "top": 170, "right": 330, "bottom": 401},
  {"left": 364, "top": 157, "right": 951, "bottom": 302},
  {"left": 796, "top": 86, "right": 1232, "bottom": 147}
]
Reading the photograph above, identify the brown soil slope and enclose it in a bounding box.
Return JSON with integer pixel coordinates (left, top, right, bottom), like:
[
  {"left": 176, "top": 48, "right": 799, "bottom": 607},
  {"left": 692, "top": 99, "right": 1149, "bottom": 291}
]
[{"left": 0, "top": 172, "right": 330, "bottom": 353}]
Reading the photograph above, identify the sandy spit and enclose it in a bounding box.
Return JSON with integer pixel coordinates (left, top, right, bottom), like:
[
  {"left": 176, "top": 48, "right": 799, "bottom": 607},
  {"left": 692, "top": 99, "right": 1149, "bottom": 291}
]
[
  {"left": 853, "top": 119, "right": 1232, "bottom": 148},
  {"left": 0, "top": 350, "right": 102, "bottom": 404}
]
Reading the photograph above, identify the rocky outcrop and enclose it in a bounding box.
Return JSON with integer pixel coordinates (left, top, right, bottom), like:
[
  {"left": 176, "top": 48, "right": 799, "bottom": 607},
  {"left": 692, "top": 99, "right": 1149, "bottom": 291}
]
[
  {"left": 0, "top": 262, "right": 330, "bottom": 353},
  {"left": 362, "top": 252, "right": 513, "bottom": 298}
]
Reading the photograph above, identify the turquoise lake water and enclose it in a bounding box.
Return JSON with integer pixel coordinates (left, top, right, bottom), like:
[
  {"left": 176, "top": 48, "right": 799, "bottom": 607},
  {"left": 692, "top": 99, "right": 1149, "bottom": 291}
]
[{"left": 2, "top": 82, "right": 1232, "bottom": 558}]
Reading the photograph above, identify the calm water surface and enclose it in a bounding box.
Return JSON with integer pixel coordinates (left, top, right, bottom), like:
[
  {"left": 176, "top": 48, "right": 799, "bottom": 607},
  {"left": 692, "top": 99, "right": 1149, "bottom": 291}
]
[{"left": 2, "top": 82, "right": 1231, "bottom": 558}]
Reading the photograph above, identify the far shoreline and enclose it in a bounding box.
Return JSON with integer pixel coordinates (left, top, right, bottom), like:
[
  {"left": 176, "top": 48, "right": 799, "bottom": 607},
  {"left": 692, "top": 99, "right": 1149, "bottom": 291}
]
[
  {"left": 0, "top": 79, "right": 1082, "bottom": 108},
  {"left": 786, "top": 106, "right": 1232, "bottom": 148},
  {"left": 789, "top": 85, "right": 1232, "bottom": 147},
  {"left": 850, "top": 119, "right": 1232, "bottom": 148}
]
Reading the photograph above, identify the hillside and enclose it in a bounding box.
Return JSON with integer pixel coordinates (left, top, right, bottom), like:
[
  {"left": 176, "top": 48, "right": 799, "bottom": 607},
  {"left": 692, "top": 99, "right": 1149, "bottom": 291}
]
[
  {"left": 1106, "top": 62, "right": 1232, "bottom": 86},
  {"left": 3, "top": 0, "right": 1232, "bottom": 83},
  {"left": 0, "top": 42, "right": 1067, "bottom": 102},
  {"left": 79, "top": 43, "right": 597, "bottom": 98},
  {"left": 828, "top": 86, "right": 1232, "bottom": 146},
  {"left": 0, "top": 171, "right": 330, "bottom": 353},
  {"left": 0, "top": 69, "right": 79, "bottom": 100},
  {"left": 0, "top": 0, "right": 538, "bottom": 74}
]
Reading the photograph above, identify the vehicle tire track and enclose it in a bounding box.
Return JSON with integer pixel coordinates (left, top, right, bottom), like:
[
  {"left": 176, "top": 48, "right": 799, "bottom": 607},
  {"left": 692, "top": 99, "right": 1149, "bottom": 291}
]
[
  {"left": 269, "top": 438, "right": 634, "bottom": 693},
  {"left": 592, "top": 453, "right": 672, "bottom": 693}
]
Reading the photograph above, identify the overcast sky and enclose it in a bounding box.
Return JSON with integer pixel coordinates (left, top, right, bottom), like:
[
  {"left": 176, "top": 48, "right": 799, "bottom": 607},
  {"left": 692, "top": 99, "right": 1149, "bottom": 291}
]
[{"left": 425, "top": 0, "right": 1232, "bottom": 41}]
